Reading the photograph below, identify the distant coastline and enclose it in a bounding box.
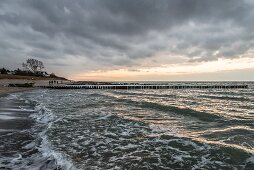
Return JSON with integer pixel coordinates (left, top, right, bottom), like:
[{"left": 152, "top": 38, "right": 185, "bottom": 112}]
[
  {"left": 0, "top": 74, "right": 66, "bottom": 80},
  {"left": 0, "top": 74, "right": 68, "bottom": 97}
]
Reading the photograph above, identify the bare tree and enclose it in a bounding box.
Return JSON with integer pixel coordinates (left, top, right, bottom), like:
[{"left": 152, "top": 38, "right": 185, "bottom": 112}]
[{"left": 22, "top": 58, "right": 44, "bottom": 73}]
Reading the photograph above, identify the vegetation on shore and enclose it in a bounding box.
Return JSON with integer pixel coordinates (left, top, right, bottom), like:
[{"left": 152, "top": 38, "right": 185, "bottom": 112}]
[
  {"left": 0, "top": 58, "right": 67, "bottom": 80},
  {"left": 0, "top": 71, "right": 67, "bottom": 80},
  {"left": 0, "top": 74, "right": 66, "bottom": 80}
]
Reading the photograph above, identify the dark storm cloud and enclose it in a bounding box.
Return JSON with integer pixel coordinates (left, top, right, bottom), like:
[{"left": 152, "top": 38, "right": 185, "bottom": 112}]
[{"left": 0, "top": 0, "right": 254, "bottom": 72}]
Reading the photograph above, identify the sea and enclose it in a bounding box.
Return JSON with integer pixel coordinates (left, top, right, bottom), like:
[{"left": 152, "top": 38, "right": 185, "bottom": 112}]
[{"left": 0, "top": 82, "right": 253, "bottom": 170}]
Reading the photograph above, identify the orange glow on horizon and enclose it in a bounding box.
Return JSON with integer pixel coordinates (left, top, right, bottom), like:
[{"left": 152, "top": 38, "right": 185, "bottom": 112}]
[{"left": 72, "top": 57, "right": 254, "bottom": 81}]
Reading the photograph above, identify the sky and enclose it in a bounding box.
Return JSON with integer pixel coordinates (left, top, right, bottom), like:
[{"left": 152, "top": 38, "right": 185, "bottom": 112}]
[{"left": 0, "top": 0, "right": 254, "bottom": 81}]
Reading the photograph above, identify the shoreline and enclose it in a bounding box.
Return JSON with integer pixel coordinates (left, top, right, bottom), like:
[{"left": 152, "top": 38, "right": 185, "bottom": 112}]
[
  {"left": 0, "top": 87, "right": 60, "bottom": 169},
  {"left": 0, "top": 86, "right": 35, "bottom": 97}
]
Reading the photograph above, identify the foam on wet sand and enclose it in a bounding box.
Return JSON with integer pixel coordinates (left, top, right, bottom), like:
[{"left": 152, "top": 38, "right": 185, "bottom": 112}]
[{"left": 0, "top": 92, "right": 59, "bottom": 169}]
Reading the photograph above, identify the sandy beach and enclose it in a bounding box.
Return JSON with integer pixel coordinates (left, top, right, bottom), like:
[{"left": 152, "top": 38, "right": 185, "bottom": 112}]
[{"left": 0, "top": 77, "right": 71, "bottom": 97}]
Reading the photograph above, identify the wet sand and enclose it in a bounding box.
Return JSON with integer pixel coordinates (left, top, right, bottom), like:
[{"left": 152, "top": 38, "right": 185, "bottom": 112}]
[
  {"left": 0, "top": 88, "right": 59, "bottom": 169},
  {"left": 0, "top": 87, "right": 34, "bottom": 97}
]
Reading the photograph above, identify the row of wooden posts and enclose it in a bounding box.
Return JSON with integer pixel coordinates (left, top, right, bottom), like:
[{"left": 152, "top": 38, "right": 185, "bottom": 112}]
[{"left": 39, "top": 84, "right": 248, "bottom": 90}]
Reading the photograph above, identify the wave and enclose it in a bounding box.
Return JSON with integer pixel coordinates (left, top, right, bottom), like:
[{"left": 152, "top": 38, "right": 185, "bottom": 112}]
[
  {"left": 29, "top": 97, "right": 77, "bottom": 170},
  {"left": 112, "top": 90, "right": 178, "bottom": 98},
  {"left": 140, "top": 101, "right": 223, "bottom": 122},
  {"left": 17, "top": 89, "right": 254, "bottom": 169},
  {"left": 198, "top": 94, "right": 253, "bottom": 102},
  {"left": 112, "top": 90, "right": 253, "bottom": 103},
  {"left": 100, "top": 93, "right": 224, "bottom": 122}
]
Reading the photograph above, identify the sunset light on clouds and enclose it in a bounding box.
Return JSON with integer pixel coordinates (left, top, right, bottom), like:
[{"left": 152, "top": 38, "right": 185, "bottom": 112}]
[
  {"left": 75, "top": 56, "right": 254, "bottom": 81},
  {"left": 1, "top": 1, "right": 254, "bottom": 169},
  {"left": 1, "top": 0, "right": 254, "bottom": 81}
]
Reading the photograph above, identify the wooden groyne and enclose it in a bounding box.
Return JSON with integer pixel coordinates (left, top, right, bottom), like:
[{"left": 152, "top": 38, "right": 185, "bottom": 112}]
[{"left": 38, "top": 84, "right": 248, "bottom": 90}]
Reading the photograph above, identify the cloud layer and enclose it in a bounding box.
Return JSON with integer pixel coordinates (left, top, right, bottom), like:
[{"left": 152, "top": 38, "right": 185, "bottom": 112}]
[{"left": 0, "top": 0, "right": 254, "bottom": 77}]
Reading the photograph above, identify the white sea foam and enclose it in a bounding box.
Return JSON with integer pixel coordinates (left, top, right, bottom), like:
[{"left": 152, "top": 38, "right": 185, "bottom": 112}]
[
  {"left": 38, "top": 130, "right": 76, "bottom": 170},
  {"left": 247, "top": 155, "right": 254, "bottom": 164},
  {"left": 6, "top": 94, "right": 19, "bottom": 99},
  {"left": 29, "top": 98, "right": 78, "bottom": 170},
  {"left": 14, "top": 86, "right": 253, "bottom": 169}
]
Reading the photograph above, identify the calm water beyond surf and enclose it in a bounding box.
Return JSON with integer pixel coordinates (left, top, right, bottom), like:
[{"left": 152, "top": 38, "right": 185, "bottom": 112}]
[{"left": 1, "top": 82, "right": 254, "bottom": 169}]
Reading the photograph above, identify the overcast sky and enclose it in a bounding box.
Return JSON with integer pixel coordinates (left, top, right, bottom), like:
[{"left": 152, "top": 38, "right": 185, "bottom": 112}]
[{"left": 0, "top": 0, "right": 254, "bottom": 80}]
